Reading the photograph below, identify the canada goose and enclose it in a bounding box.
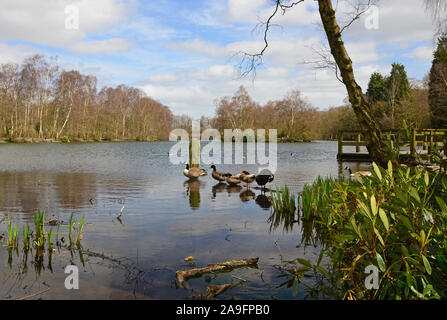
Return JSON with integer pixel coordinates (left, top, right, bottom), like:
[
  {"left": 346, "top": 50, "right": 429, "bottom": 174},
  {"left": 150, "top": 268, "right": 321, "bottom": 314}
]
[
  {"left": 239, "top": 171, "right": 256, "bottom": 189},
  {"left": 345, "top": 167, "right": 372, "bottom": 177},
  {"left": 255, "top": 173, "right": 274, "bottom": 191},
  {"left": 210, "top": 165, "right": 226, "bottom": 182},
  {"left": 183, "top": 163, "right": 207, "bottom": 179},
  {"left": 225, "top": 173, "right": 242, "bottom": 186}
]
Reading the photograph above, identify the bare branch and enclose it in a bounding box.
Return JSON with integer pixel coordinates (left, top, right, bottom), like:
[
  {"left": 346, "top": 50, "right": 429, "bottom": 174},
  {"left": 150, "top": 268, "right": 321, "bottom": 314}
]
[
  {"left": 425, "top": 0, "right": 447, "bottom": 36},
  {"left": 339, "top": 0, "right": 376, "bottom": 34},
  {"left": 234, "top": 0, "right": 305, "bottom": 78},
  {"left": 235, "top": 0, "right": 377, "bottom": 81}
]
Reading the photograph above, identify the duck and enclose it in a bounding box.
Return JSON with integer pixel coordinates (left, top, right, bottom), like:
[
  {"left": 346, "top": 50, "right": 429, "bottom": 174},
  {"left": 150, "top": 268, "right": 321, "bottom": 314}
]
[
  {"left": 210, "top": 165, "right": 227, "bottom": 182},
  {"left": 183, "top": 162, "right": 207, "bottom": 179},
  {"left": 255, "top": 173, "right": 274, "bottom": 192},
  {"left": 345, "top": 167, "right": 371, "bottom": 177},
  {"left": 239, "top": 171, "right": 256, "bottom": 189},
  {"left": 225, "top": 173, "right": 242, "bottom": 186}
]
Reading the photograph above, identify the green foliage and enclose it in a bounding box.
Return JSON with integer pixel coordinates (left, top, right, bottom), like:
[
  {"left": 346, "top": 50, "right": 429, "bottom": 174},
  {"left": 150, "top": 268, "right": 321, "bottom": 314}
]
[
  {"left": 273, "top": 163, "right": 447, "bottom": 300},
  {"left": 7, "top": 215, "right": 18, "bottom": 247},
  {"left": 387, "top": 63, "right": 411, "bottom": 102},
  {"left": 2, "top": 209, "right": 85, "bottom": 253},
  {"left": 367, "top": 72, "right": 388, "bottom": 102},
  {"left": 60, "top": 136, "right": 70, "bottom": 143},
  {"left": 367, "top": 63, "right": 410, "bottom": 104},
  {"left": 429, "top": 35, "right": 447, "bottom": 128},
  {"left": 433, "top": 35, "right": 447, "bottom": 64}
]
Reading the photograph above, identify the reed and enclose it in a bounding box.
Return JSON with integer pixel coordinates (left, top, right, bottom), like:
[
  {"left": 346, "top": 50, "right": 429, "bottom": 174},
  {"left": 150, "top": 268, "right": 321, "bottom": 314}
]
[
  {"left": 270, "top": 186, "right": 296, "bottom": 215},
  {"left": 22, "top": 225, "right": 30, "bottom": 250},
  {"left": 7, "top": 215, "right": 18, "bottom": 247},
  {"left": 68, "top": 213, "right": 75, "bottom": 244},
  {"left": 77, "top": 216, "right": 85, "bottom": 245}
]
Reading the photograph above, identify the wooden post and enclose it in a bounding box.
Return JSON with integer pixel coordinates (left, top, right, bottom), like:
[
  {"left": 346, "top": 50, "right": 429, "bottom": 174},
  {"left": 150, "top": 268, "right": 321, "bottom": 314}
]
[
  {"left": 410, "top": 128, "right": 416, "bottom": 161},
  {"left": 356, "top": 134, "right": 361, "bottom": 153},
  {"left": 428, "top": 130, "right": 434, "bottom": 160},
  {"left": 189, "top": 139, "right": 200, "bottom": 168},
  {"left": 337, "top": 131, "right": 343, "bottom": 160}
]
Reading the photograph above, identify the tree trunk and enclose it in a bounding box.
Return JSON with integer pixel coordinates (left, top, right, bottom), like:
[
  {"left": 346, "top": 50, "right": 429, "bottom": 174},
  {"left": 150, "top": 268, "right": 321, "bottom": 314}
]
[{"left": 318, "top": 0, "right": 388, "bottom": 166}]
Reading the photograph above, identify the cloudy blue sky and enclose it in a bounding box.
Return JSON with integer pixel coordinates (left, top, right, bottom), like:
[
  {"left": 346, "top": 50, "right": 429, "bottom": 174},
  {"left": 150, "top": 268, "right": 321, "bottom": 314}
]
[{"left": 0, "top": 0, "right": 437, "bottom": 118}]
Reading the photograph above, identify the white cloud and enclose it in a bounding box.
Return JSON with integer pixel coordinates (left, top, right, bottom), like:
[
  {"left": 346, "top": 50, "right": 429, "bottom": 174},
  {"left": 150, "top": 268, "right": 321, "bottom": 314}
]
[
  {"left": 343, "top": 0, "right": 434, "bottom": 44},
  {"left": 149, "top": 73, "right": 180, "bottom": 83},
  {"left": 0, "top": 0, "right": 134, "bottom": 53},
  {"left": 406, "top": 45, "right": 434, "bottom": 61},
  {"left": 0, "top": 43, "right": 37, "bottom": 64},
  {"left": 68, "top": 38, "right": 135, "bottom": 54}
]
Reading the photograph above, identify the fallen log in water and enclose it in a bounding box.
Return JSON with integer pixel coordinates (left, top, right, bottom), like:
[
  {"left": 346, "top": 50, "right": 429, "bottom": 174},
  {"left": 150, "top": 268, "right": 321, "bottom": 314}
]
[{"left": 176, "top": 258, "right": 259, "bottom": 287}]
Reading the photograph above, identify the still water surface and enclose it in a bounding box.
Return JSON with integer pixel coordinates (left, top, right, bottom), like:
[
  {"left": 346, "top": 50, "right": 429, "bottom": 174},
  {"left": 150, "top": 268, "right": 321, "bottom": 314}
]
[{"left": 0, "top": 141, "right": 370, "bottom": 299}]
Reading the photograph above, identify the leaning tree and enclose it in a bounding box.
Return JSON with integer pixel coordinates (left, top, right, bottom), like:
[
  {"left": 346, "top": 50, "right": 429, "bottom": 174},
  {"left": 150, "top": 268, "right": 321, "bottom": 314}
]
[{"left": 238, "top": 0, "right": 389, "bottom": 165}]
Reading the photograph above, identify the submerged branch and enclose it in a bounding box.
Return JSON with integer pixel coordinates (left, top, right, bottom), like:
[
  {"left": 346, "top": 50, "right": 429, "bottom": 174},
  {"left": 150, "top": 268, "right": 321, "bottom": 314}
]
[{"left": 176, "top": 258, "right": 259, "bottom": 287}]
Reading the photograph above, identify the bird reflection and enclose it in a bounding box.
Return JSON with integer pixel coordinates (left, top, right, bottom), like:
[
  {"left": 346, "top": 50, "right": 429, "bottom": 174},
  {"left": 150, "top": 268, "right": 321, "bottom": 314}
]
[
  {"left": 184, "top": 179, "right": 203, "bottom": 210},
  {"left": 255, "top": 194, "right": 271, "bottom": 209},
  {"left": 211, "top": 182, "right": 272, "bottom": 209},
  {"left": 239, "top": 190, "right": 255, "bottom": 202},
  {"left": 226, "top": 185, "right": 242, "bottom": 194},
  {"left": 211, "top": 183, "right": 227, "bottom": 198}
]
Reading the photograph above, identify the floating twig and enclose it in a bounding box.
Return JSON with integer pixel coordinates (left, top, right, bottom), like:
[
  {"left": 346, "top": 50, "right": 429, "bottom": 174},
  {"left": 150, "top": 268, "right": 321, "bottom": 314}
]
[
  {"left": 14, "top": 288, "right": 50, "bottom": 300},
  {"left": 176, "top": 258, "right": 259, "bottom": 288},
  {"left": 117, "top": 206, "right": 125, "bottom": 219}
]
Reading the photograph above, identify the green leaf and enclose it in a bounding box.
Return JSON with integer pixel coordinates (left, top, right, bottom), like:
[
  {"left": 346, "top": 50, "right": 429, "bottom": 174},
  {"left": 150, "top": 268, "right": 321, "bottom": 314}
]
[
  {"left": 401, "top": 245, "right": 409, "bottom": 257},
  {"left": 372, "top": 162, "right": 382, "bottom": 181},
  {"left": 315, "top": 266, "right": 330, "bottom": 279},
  {"left": 370, "top": 195, "right": 378, "bottom": 216},
  {"left": 422, "top": 255, "right": 432, "bottom": 275},
  {"left": 357, "top": 199, "right": 371, "bottom": 218},
  {"left": 424, "top": 171, "right": 429, "bottom": 187},
  {"left": 409, "top": 188, "right": 420, "bottom": 203},
  {"left": 297, "top": 258, "right": 312, "bottom": 269},
  {"left": 376, "top": 252, "right": 386, "bottom": 272},
  {"left": 387, "top": 161, "right": 393, "bottom": 179},
  {"left": 374, "top": 227, "right": 385, "bottom": 246},
  {"left": 379, "top": 208, "right": 389, "bottom": 231},
  {"left": 423, "top": 284, "right": 433, "bottom": 296},
  {"left": 399, "top": 215, "right": 413, "bottom": 231},
  {"left": 435, "top": 196, "right": 447, "bottom": 214}
]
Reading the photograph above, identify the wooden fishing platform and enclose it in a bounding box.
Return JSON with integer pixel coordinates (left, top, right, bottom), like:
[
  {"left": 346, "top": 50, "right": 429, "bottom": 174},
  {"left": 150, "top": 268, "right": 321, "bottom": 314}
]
[{"left": 337, "top": 129, "right": 447, "bottom": 162}]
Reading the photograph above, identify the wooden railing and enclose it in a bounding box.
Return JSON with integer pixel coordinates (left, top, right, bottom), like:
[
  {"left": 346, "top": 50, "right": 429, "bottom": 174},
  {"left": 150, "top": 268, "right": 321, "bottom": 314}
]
[{"left": 337, "top": 129, "right": 447, "bottom": 162}]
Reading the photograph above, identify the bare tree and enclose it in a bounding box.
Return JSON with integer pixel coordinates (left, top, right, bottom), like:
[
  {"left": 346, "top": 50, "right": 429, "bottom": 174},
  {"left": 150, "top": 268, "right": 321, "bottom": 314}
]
[
  {"left": 425, "top": 0, "right": 447, "bottom": 36},
  {"left": 236, "top": 0, "right": 388, "bottom": 165}
]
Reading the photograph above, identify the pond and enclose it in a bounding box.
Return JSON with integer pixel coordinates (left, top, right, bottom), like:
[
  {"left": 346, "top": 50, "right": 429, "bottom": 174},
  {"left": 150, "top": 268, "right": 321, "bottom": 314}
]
[{"left": 0, "top": 141, "right": 371, "bottom": 300}]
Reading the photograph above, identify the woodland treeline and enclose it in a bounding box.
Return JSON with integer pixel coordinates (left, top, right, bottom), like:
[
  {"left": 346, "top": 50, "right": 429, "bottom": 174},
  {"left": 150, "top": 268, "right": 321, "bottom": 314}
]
[
  {"left": 187, "top": 36, "right": 445, "bottom": 141},
  {"left": 0, "top": 55, "right": 173, "bottom": 142},
  {"left": 1, "top": 37, "right": 446, "bottom": 143}
]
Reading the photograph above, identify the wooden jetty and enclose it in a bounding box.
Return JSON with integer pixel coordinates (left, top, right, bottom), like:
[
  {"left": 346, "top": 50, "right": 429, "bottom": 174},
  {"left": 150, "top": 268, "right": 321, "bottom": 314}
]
[{"left": 337, "top": 129, "right": 447, "bottom": 162}]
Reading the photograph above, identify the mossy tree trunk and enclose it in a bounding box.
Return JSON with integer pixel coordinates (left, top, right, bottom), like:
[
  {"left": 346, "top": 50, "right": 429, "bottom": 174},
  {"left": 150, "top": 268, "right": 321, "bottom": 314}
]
[{"left": 318, "top": 0, "right": 388, "bottom": 166}]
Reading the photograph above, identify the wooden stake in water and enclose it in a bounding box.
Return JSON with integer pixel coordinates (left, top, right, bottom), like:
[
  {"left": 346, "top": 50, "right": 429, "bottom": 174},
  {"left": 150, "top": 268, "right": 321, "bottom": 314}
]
[{"left": 190, "top": 120, "right": 201, "bottom": 168}]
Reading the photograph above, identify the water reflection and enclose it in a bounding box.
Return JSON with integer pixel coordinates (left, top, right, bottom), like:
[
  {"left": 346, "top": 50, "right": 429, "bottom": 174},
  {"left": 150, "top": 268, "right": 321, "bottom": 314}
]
[
  {"left": 239, "top": 190, "right": 255, "bottom": 202},
  {"left": 0, "top": 171, "right": 98, "bottom": 218},
  {"left": 210, "top": 181, "right": 273, "bottom": 209},
  {"left": 255, "top": 194, "right": 271, "bottom": 209},
  {"left": 184, "top": 179, "right": 203, "bottom": 210}
]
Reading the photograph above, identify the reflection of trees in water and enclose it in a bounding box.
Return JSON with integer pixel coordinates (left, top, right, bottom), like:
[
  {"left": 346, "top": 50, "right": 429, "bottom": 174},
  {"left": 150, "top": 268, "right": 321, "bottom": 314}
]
[
  {"left": 0, "top": 171, "right": 97, "bottom": 216},
  {"left": 2, "top": 242, "right": 149, "bottom": 300},
  {"left": 54, "top": 173, "right": 97, "bottom": 209}
]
